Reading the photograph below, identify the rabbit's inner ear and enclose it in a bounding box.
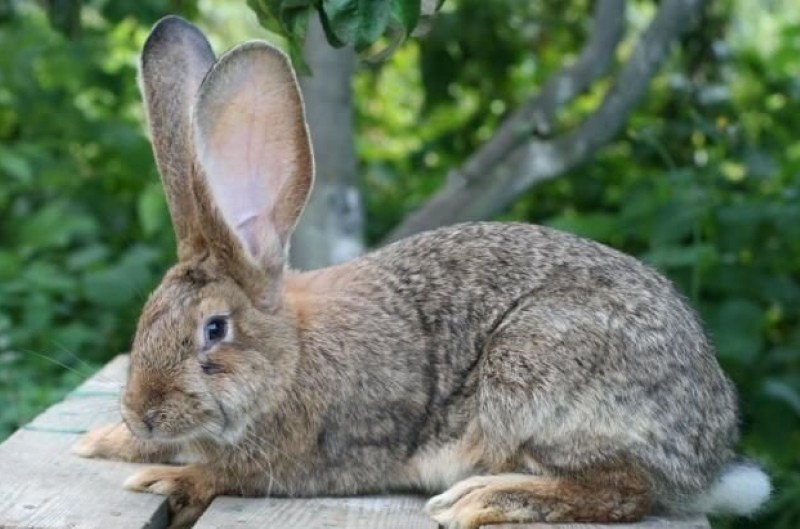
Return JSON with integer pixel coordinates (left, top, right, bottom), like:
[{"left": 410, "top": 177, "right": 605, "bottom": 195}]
[{"left": 193, "top": 42, "right": 313, "bottom": 271}]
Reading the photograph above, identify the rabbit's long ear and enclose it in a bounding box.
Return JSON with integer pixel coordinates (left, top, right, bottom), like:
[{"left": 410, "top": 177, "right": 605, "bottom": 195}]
[
  {"left": 193, "top": 42, "right": 313, "bottom": 274},
  {"left": 139, "top": 16, "right": 215, "bottom": 259}
]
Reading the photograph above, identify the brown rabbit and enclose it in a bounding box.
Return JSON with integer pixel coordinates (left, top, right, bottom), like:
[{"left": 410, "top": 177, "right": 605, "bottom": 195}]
[{"left": 74, "top": 15, "right": 770, "bottom": 529}]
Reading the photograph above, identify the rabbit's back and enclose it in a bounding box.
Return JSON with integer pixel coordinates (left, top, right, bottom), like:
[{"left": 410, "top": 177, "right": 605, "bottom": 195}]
[{"left": 294, "top": 222, "right": 737, "bottom": 508}]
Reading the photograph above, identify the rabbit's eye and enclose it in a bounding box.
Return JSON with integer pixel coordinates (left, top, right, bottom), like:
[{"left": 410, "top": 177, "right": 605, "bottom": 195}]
[{"left": 204, "top": 316, "right": 228, "bottom": 345}]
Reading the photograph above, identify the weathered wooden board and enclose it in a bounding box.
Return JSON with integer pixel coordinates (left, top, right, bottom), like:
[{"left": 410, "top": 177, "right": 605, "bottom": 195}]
[
  {"left": 195, "top": 495, "right": 710, "bottom": 529},
  {"left": 194, "top": 495, "right": 437, "bottom": 529},
  {"left": 489, "top": 517, "right": 710, "bottom": 529},
  {"left": 0, "top": 355, "right": 168, "bottom": 529}
]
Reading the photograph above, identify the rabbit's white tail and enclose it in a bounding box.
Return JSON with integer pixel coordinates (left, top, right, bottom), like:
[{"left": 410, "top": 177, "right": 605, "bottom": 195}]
[{"left": 690, "top": 460, "right": 771, "bottom": 516}]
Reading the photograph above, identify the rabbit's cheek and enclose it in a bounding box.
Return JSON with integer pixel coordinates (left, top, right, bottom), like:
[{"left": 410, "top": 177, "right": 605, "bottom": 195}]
[
  {"left": 202, "top": 386, "right": 248, "bottom": 443},
  {"left": 218, "top": 412, "right": 248, "bottom": 444}
]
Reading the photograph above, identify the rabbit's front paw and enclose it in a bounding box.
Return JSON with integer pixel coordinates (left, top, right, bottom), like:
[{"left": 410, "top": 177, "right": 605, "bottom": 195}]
[
  {"left": 73, "top": 423, "right": 134, "bottom": 460},
  {"left": 125, "top": 465, "right": 215, "bottom": 529},
  {"left": 73, "top": 422, "right": 173, "bottom": 463}
]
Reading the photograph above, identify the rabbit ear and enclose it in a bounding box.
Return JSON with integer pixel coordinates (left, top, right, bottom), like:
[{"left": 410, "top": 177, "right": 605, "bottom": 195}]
[
  {"left": 193, "top": 41, "right": 314, "bottom": 273},
  {"left": 139, "top": 16, "right": 215, "bottom": 260}
]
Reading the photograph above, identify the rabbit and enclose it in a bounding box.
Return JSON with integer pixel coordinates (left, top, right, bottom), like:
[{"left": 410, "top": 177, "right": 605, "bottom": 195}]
[{"left": 73, "top": 14, "right": 771, "bottom": 529}]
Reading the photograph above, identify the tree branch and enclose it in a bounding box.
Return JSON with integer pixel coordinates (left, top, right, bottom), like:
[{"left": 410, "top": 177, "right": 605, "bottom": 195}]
[
  {"left": 460, "top": 0, "right": 626, "bottom": 179},
  {"left": 383, "top": 0, "right": 704, "bottom": 244}
]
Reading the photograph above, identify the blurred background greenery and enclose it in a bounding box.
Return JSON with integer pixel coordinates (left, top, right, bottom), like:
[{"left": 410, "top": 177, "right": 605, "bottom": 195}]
[{"left": 0, "top": 0, "right": 798, "bottom": 527}]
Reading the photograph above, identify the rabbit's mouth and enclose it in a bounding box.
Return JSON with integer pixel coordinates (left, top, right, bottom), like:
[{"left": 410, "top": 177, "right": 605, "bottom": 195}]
[
  {"left": 120, "top": 401, "right": 227, "bottom": 444},
  {"left": 128, "top": 419, "right": 225, "bottom": 444}
]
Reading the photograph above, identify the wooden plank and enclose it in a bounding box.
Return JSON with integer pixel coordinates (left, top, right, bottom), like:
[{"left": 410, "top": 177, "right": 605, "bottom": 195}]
[
  {"left": 0, "top": 355, "right": 169, "bottom": 529},
  {"left": 194, "top": 495, "right": 438, "bottom": 529},
  {"left": 489, "top": 516, "right": 711, "bottom": 529},
  {"left": 196, "top": 495, "right": 709, "bottom": 529}
]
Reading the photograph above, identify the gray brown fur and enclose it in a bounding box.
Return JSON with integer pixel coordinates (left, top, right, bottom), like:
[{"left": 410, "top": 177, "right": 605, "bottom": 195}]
[
  {"left": 246, "top": 222, "right": 736, "bottom": 505},
  {"left": 74, "top": 15, "right": 751, "bottom": 529}
]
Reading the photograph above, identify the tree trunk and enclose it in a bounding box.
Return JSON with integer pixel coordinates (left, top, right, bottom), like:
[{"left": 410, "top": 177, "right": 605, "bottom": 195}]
[{"left": 290, "top": 16, "right": 365, "bottom": 269}]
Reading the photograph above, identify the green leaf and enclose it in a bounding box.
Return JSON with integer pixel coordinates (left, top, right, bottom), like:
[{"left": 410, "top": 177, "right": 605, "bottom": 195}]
[
  {"left": 317, "top": 3, "right": 348, "bottom": 48},
  {"left": 245, "top": 0, "right": 420, "bottom": 65},
  {"left": 321, "top": 0, "right": 393, "bottom": 51},
  {"left": 82, "top": 245, "right": 159, "bottom": 309},
  {"left": 50, "top": 323, "right": 98, "bottom": 354},
  {"left": 17, "top": 203, "right": 98, "bottom": 253},
  {"left": 283, "top": 4, "right": 312, "bottom": 74},
  {"left": 22, "top": 262, "right": 77, "bottom": 293},
  {"left": 65, "top": 245, "right": 109, "bottom": 271},
  {"left": 708, "top": 298, "right": 764, "bottom": 365},
  {"left": 391, "top": 0, "right": 421, "bottom": 35},
  {"left": 763, "top": 378, "right": 800, "bottom": 417},
  {"left": 137, "top": 181, "right": 167, "bottom": 237},
  {"left": 651, "top": 200, "right": 700, "bottom": 246},
  {"left": 0, "top": 147, "right": 33, "bottom": 183},
  {"left": 287, "top": 38, "right": 312, "bottom": 75},
  {"left": 247, "top": 0, "right": 312, "bottom": 73},
  {"left": 547, "top": 212, "right": 618, "bottom": 242},
  {"left": 280, "top": 0, "right": 313, "bottom": 35},
  {"left": 642, "top": 244, "right": 717, "bottom": 269},
  {"left": 361, "top": 0, "right": 422, "bottom": 62},
  {"left": 246, "top": 0, "right": 285, "bottom": 35},
  {"left": 0, "top": 251, "right": 21, "bottom": 281},
  {"left": 45, "top": 0, "right": 82, "bottom": 39}
]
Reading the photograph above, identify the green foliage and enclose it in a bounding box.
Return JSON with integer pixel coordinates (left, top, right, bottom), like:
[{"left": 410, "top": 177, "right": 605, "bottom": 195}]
[
  {"left": 0, "top": 4, "right": 178, "bottom": 437},
  {"left": 247, "top": 0, "right": 312, "bottom": 71},
  {"left": 247, "top": 0, "right": 432, "bottom": 71}
]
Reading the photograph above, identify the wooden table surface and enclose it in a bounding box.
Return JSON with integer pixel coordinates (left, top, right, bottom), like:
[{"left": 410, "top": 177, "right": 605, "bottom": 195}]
[{"left": 0, "top": 356, "right": 710, "bottom": 529}]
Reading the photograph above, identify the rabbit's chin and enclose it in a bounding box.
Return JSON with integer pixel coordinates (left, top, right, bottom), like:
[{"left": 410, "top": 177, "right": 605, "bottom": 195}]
[
  {"left": 123, "top": 418, "right": 228, "bottom": 445},
  {"left": 173, "top": 417, "right": 249, "bottom": 445}
]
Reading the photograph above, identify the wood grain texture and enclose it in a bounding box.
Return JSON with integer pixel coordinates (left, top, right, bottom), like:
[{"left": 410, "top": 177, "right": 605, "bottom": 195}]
[
  {"left": 196, "top": 495, "right": 709, "bottom": 529},
  {"left": 0, "top": 355, "right": 168, "bottom": 529},
  {"left": 488, "top": 515, "right": 711, "bottom": 529},
  {"left": 194, "top": 495, "right": 438, "bottom": 529}
]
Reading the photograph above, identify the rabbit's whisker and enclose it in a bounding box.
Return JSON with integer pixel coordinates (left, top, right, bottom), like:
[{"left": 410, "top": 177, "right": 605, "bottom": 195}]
[{"left": 19, "top": 348, "right": 123, "bottom": 389}]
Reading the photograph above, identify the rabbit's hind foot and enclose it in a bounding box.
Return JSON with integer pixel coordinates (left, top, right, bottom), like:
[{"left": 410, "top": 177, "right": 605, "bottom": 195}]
[{"left": 425, "top": 466, "right": 651, "bottom": 529}]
